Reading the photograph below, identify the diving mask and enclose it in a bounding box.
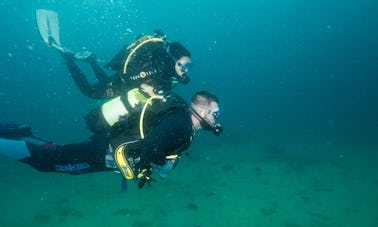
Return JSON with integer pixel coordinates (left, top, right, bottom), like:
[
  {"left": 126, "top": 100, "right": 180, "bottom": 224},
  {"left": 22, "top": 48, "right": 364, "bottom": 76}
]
[
  {"left": 178, "top": 61, "right": 193, "bottom": 73},
  {"left": 174, "top": 60, "right": 192, "bottom": 84}
]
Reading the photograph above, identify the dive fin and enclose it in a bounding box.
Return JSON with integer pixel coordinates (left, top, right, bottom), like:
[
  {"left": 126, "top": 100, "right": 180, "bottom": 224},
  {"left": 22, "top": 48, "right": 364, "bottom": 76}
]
[
  {"left": 36, "top": 9, "right": 61, "bottom": 46},
  {"left": 36, "top": 9, "right": 70, "bottom": 54}
]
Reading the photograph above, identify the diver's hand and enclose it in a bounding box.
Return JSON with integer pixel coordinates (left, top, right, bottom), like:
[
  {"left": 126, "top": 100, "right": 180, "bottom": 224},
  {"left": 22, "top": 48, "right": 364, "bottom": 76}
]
[
  {"left": 153, "top": 160, "right": 174, "bottom": 179},
  {"left": 137, "top": 168, "right": 155, "bottom": 189}
]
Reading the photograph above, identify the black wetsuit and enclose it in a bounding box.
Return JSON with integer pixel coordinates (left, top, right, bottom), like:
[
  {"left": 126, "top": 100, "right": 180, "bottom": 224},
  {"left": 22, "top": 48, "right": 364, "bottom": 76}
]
[
  {"left": 20, "top": 134, "right": 109, "bottom": 173},
  {"left": 0, "top": 95, "right": 194, "bottom": 175},
  {"left": 64, "top": 41, "right": 177, "bottom": 99}
]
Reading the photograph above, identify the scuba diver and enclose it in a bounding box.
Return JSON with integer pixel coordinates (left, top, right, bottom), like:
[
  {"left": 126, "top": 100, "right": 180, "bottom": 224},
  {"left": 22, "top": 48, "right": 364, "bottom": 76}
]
[
  {"left": 36, "top": 9, "right": 192, "bottom": 99},
  {"left": 36, "top": 9, "right": 193, "bottom": 134},
  {"left": 0, "top": 91, "right": 223, "bottom": 189}
]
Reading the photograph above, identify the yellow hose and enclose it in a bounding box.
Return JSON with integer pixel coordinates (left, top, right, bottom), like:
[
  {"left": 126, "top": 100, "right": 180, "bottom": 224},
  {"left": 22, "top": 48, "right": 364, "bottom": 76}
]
[{"left": 139, "top": 95, "right": 164, "bottom": 139}]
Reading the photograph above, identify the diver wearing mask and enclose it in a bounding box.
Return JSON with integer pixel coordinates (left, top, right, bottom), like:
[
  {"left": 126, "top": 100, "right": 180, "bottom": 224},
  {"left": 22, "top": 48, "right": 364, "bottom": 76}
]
[
  {"left": 0, "top": 91, "right": 223, "bottom": 190},
  {"left": 58, "top": 29, "right": 193, "bottom": 99},
  {"left": 55, "top": 30, "right": 193, "bottom": 133},
  {"left": 108, "top": 90, "right": 223, "bottom": 188}
]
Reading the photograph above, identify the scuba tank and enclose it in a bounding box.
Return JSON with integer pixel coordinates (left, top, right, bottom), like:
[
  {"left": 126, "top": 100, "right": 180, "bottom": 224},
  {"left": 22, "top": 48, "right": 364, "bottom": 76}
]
[
  {"left": 85, "top": 88, "right": 150, "bottom": 133},
  {"left": 105, "top": 35, "right": 166, "bottom": 73},
  {"left": 85, "top": 35, "right": 168, "bottom": 134},
  {"left": 85, "top": 35, "right": 167, "bottom": 133}
]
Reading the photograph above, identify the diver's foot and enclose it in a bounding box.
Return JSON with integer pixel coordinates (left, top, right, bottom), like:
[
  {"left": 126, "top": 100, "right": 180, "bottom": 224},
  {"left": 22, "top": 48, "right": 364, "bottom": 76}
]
[
  {"left": 48, "top": 36, "right": 58, "bottom": 47},
  {"left": 47, "top": 36, "right": 72, "bottom": 55},
  {"left": 60, "top": 50, "right": 75, "bottom": 63},
  {"left": 74, "top": 51, "right": 96, "bottom": 62},
  {"left": 0, "top": 123, "right": 32, "bottom": 139}
]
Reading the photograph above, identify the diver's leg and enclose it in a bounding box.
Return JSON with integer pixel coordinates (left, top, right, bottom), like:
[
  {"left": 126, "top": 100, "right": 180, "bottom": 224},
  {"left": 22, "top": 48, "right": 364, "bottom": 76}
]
[
  {"left": 48, "top": 139, "right": 109, "bottom": 173},
  {"left": 0, "top": 132, "right": 55, "bottom": 172},
  {"left": 0, "top": 123, "right": 32, "bottom": 139},
  {"left": 62, "top": 53, "right": 96, "bottom": 97},
  {"left": 0, "top": 135, "right": 108, "bottom": 173},
  {"left": 46, "top": 36, "right": 98, "bottom": 97},
  {"left": 74, "top": 51, "right": 109, "bottom": 84},
  {"left": 0, "top": 137, "right": 110, "bottom": 174},
  {"left": 25, "top": 132, "right": 109, "bottom": 173},
  {"left": 87, "top": 56, "right": 110, "bottom": 85},
  {"left": 0, "top": 123, "right": 56, "bottom": 168}
]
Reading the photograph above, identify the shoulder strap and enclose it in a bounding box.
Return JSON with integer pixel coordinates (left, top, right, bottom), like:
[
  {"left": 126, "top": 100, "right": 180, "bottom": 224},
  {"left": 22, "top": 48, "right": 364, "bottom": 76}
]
[{"left": 139, "top": 93, "right": 188, "bottom": 138}]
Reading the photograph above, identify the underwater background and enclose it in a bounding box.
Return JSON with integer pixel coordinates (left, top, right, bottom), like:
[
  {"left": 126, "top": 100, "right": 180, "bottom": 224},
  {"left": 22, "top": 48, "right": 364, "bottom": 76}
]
[{"left": 1, "top": 0, "right": 377, "bottom": 226}]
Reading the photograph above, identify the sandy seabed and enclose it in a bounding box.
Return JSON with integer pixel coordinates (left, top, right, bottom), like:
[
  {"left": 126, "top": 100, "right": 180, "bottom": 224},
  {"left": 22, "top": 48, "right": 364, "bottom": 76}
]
[{"left": 1, "top": 138, "right": 377, "bottom": 227}]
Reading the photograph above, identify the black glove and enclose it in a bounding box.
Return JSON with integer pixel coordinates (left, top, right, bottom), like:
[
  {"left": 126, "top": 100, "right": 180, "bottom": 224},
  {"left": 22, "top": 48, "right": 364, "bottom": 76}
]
[{"left": 137, "top": 168, "right": 155, "bottom": 189}]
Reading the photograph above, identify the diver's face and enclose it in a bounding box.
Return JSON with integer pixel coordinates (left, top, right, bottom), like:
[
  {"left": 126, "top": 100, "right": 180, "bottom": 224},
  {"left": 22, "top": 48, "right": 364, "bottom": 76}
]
[
  {"left": 195, "top": 101, "right": 219, "bottom": 127},
  {"left": 191, "top": 100, "right": 221, "bottom": 131},
  {"left": 204, "top": 101, "right": 220, "bottom": 126},
  {"left": 175, "top": 56, "right": 192, "bottom": 76}
]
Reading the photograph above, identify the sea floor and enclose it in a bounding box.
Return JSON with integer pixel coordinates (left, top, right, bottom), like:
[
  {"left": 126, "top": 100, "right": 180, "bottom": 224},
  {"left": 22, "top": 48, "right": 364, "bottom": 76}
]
[{"left": 1, "top": 139, "right": 377, "bottom": 226}]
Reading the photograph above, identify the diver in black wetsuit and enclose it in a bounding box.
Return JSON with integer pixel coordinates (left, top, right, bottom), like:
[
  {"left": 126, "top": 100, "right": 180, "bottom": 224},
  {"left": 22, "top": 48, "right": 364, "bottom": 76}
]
[
  {"left": 53, "top": 30, "right": 193, "bottom": 134},
  {"left": 59, "top": 30, "right": 192, "bottom": 99},
  {"left": 0, "top": 91, "right": 222, "bottom": 188},
  {"left": 36, "top": 9, "right": 190, "bottom": 98}
]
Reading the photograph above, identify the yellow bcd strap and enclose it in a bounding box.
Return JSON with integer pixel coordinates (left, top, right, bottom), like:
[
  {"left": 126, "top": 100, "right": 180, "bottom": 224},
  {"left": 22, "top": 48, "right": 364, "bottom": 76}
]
[{"left": 110, "top": 142, "right": 136, "bottom": 180}]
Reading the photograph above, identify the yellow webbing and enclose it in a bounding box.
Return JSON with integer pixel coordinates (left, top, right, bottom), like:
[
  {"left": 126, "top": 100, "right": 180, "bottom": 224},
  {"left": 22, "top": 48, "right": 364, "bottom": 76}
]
[{"left": 113, "top": 144, "right": 135, "bottom": 180}]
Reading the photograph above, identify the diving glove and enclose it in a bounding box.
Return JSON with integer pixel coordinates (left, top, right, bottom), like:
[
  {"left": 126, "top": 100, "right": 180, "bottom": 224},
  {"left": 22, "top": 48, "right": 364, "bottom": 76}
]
[
  {"left": 137, "top": 168, "right": 155, "bottom": 189},
  {"left": 152, "top": 160, "right": 174, "bottom": 179}
]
